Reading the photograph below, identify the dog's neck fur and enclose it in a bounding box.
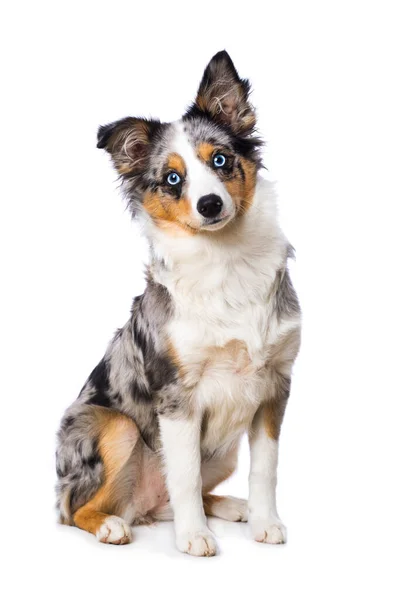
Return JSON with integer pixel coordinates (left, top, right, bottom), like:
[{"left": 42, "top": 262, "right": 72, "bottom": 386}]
[{"left": 141, "top": 177, "right": 289, "bottom": 305}]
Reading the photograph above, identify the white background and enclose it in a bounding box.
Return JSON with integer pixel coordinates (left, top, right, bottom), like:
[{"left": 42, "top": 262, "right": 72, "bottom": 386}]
[{"left": 1, "top": 1, "right": 399, "bottom": 598}]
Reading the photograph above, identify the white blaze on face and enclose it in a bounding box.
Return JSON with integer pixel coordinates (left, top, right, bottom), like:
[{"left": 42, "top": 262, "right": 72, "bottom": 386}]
[{"left": 171, "top": 122, "right": 235, "bottom": 228}]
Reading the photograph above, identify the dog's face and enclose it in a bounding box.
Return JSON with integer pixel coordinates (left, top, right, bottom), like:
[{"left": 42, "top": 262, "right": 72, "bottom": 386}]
[{"left": 98, "top": 51, "right": 262, "bottom": 235}]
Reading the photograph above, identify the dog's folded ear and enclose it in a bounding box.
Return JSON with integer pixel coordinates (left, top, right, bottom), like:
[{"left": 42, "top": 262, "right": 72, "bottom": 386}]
[
  {"left": 97, "top": 117, "right": 161, "bottom": 176},
  {"left": 188, "top": 50, "right": 256, "bottom": 136}
]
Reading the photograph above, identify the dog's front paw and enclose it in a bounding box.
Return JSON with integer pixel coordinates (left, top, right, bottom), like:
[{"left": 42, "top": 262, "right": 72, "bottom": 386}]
[
  {"left": 250, "top": 519, "right": 287, "bottom": 544},
  {"left": 176, "top": 529, "right": 217, "bottom": 557}
]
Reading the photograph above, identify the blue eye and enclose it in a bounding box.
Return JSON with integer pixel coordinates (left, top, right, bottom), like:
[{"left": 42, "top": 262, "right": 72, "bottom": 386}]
[
  {"left": 167, "top": 172, "right": 181, "bottom": 185},
  {"left": 213, "top": 154, "right": 226, "bottom": 168}
]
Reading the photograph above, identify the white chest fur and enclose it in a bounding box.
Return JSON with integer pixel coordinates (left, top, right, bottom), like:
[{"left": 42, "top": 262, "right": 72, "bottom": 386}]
[
  {"left": 149, "top": 179, "right": 292, "bottom": 453},
  {"left": 167, "top": 272, "right": 276, "bottom": 454}
]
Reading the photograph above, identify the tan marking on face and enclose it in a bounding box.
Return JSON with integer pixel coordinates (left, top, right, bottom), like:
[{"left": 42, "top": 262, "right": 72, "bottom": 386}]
[
  {"left": 143, "top": 190, "right": 196, "bottom": 236},
  {"left": 239, "top": 158, "right": 257, "bottom": 213},
  {"left": 197, "top": 142, "right": 216, "bottom": 163},
  {"left": 196, "top": 142, "right": 257, "bottom": 217},
  {"left": 166, "top": 152, "right": 186, "bottom": 175},
  {"left": 225, "top": 157, "right": 257, "bottom": 215}
]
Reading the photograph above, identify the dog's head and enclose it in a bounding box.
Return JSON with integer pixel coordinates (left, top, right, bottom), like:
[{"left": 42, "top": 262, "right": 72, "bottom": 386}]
[{"left": 97, "top": 51, "right": 262, "bottom": 235}]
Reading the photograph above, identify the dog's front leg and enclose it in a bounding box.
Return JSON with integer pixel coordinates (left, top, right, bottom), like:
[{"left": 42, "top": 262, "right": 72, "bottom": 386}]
[
  {"left": 158, "top": 414, "right": 217, "bottom": 557},
  {"left": 248, "top": 400, "right": 288, "bottom": 544}
]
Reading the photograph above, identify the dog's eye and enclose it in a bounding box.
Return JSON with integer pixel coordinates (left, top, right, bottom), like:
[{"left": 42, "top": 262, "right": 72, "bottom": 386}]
[
  {"left": 167, "top": 172, "right": 181, "bottom": 186},
  {"left": 213, "top": 154, "right": 226, "bottom": 168}
]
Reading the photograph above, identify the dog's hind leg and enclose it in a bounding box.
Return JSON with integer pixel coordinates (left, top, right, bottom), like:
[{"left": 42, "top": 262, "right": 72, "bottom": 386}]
[
  {"left": 72, "top": 411, "right": 140, "bottom": 544},
  {"left": 203, "top": 494, "right": 248, "bottom": 522},
  {"left": 74, "top": 507, "right": 133, "bottom": 544},
  {"left": 201, "top": 444, "right": 248, "bottom": 522}
]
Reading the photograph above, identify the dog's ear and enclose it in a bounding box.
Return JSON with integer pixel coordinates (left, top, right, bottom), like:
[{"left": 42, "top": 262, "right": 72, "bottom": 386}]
[
  {"left": 97, "top": 117, "right": 160, "bottom": 176},
  {"left": 190, "top": 50, "right": 256, "bottom": 136}
]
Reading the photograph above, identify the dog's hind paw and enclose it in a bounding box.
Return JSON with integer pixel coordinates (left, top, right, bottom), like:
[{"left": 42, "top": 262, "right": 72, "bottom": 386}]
[
  {"left": 205, "top": 495, "right": 248, "bottom": 522},
  {"left": 96, "top": 516, "right": 133, "bottom": 545}
]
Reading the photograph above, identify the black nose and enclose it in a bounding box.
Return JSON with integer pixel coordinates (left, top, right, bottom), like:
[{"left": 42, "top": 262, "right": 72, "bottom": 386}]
[{"left": 197, "top": 194, "right": 223, "bottom": 219}]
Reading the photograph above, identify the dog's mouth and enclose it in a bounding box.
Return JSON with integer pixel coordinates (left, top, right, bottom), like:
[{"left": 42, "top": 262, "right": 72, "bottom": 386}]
[{"left": 200, "top": 213, "right": 233, "bottom": 231}]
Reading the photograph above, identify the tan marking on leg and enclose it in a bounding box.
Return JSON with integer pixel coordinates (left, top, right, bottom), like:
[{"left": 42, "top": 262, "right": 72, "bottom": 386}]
[
  {"left": 263, "top": 327, "right": 301, "bottom": 440},
  {"left": 201, "top": 445, "right": 239, "bottom": 493},
  {"left": 203, "top": 494, "right": 224, "bottom": 515},
  {"left": 263, "top": 401, "right": 285, "bottom": 441},
  {"left": 203, "top": 494, "right": 248, "bottom": 522},
  {"left": 72, "top": 413, "right": 139, "bottom": 540},
  {"left": 98, "top": 412, "right": 139, "bottom": 479},
  {"left": 73, "top": 506, "right": 111, "bottom": 536}
]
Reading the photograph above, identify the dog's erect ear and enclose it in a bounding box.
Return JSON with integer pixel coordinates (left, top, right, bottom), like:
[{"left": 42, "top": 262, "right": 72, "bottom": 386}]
[
  {"left": 97, "top": 117, "right": 161, "bottom": 176},
  {"left": 190, "top": 50, "right": 256, "bottom": 136}
]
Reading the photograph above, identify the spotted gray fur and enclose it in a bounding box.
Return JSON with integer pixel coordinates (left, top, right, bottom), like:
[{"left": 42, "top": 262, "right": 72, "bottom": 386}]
[
  {"left": 271, "top": 246, "right": 301, "bottom": 321},
  {"left": 275, "top": 268, "right": 301, "bottom": 320},
  {"left": 56, "top": 405, "right": 104, "bottom": 522},
  {"left": 55, "top": 272, "right": 184, "bottom": 521}
]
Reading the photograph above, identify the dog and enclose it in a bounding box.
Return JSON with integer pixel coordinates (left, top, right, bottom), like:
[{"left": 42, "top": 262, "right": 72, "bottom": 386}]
[{"left": 56, "top": 50, "right": 301, "bottom": 557}]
